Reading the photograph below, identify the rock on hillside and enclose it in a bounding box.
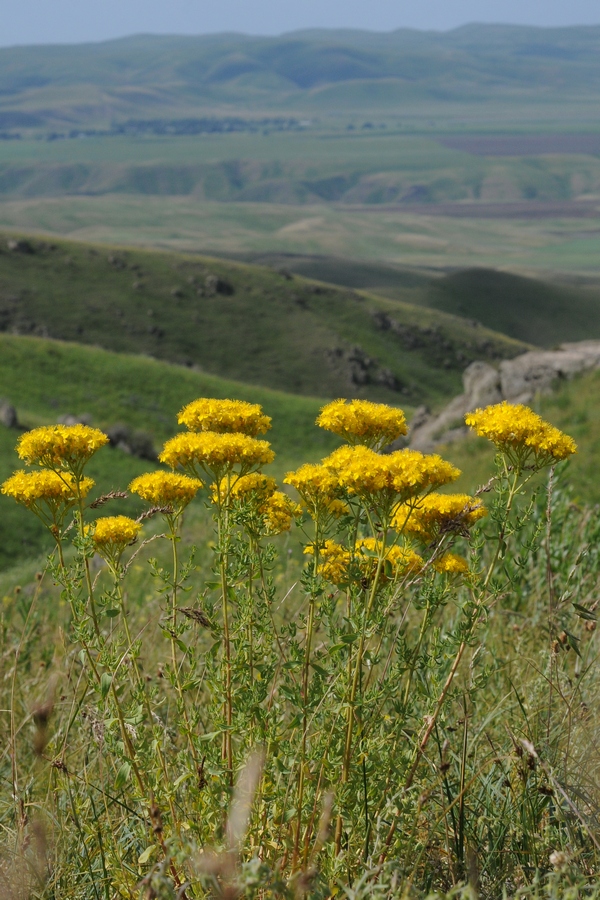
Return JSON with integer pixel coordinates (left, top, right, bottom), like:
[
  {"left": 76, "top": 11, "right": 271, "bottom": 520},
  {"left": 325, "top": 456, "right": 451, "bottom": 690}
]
[{"left": 407, "top": 341, "right": 600, "bottom": 451}]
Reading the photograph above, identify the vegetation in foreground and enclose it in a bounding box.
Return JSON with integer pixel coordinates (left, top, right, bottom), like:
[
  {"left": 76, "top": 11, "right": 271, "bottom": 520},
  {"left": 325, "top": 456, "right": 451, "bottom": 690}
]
[{"left": 1, "top": 394, "right": 599, "bottom": 899}]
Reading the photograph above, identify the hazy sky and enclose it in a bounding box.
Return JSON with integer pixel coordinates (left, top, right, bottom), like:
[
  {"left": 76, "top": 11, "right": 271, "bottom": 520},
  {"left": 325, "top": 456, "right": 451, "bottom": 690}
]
[{"left": 3, "top": 0, "right": 600, "bottom": 48}]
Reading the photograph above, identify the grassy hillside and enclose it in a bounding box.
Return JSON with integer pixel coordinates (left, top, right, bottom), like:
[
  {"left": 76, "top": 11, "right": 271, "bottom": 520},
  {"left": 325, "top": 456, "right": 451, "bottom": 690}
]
[
  {"left": 0, "top": 333, "right": 339, "bottom": 570},
  {"left": 3, "top": 27, "right": 600, "bottom": 131},
  {"left": 3, "top": 132, "right": 600, "bottom": 206},
  {"left": 0, "top": 233, "right": 526, "bottom": 405},
  {"left": 227, "top": 252, "right": 600, "bottom": 347}
]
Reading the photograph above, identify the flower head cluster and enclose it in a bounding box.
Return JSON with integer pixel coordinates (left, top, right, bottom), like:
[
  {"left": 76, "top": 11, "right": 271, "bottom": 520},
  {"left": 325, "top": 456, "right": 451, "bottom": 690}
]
[
  {"left": 213, "top": 472, "right": 277, "bottom": 504},
  {"left": 323, "top": 445, "right": 459, "bottom": 514},
  {"left": 17, "top": 425, "right": 109, "bottom": 472},
  {"left": 1, "top": 470, "right": 94, "bottom": 527},
  {"left": 92, "top": 515, "right": 142, "bottom": 562},
  {"left": 304, "top": 537, "right": 423, "bottom": 586},
  {"left": 465, "top": 402, "right": 576, "bottom": 465},
  {"left": 304, "top": 540, "right": 351, "bottom": 585},
  {"left": 261, "top": 491, "right": 302, "bottom": 535},
  {"left": 129, "top": 471, "right": 203, "bottom": 513},
  {"left": 434, "top": 553, "right": 470, "bottom": 575},
  {"left": 160, "top": 432, "right": 274, "bottom": 478},
  {"left": 283, "top": 463, "right": 349, "bottom": 522},
  {"left": 178, "top": 398, "right": 271, "bottom": 436},
  {"left": 394, "top": 493, "right": 486, "bottom": 541},
  {"left": 356, "top": 537, "right": 424, "bottom": 580},
  {"left": 317, "top": 399, "right": 407, "bottom": 449}
]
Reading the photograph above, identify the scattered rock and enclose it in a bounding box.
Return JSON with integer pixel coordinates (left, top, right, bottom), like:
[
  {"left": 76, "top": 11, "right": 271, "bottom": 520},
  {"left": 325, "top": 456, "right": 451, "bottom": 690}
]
[
  {"left": 7, "top": 239, "right": 34, "bottom": 254},
  {"left": 205, "top": 275, "right": 234, "bottom": 296},
  {"left": 106, "top": 424, "right": 157, "bottom": 461},
  {"left": 57, "top": 413, "right": 92, "bottom": 426},
  {"left": 0, "top": 399, "right": 19, "bottom": 428}
]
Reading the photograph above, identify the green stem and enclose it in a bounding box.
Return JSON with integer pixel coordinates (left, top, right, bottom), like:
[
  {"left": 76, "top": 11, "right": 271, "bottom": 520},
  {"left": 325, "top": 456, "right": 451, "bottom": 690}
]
[
  {"left": 335, "top": 526, "right": 388, "bottom": 854},
  {"left": 218, "top": 486, "right": 234, "bottom": 787},
  {"left": 291, "top": 522, "right": 320, "bottom": 871}
]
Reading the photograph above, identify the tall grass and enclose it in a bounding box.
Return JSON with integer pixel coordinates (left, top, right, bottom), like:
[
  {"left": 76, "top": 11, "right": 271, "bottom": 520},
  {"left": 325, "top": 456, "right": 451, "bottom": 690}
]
[{"left": 0, "top": 398, "right": 599, "bottom": 899}]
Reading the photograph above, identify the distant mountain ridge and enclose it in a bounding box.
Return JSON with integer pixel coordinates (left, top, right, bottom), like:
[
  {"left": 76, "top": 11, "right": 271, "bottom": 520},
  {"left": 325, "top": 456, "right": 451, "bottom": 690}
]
[{"left": 3, "top": 25, "right": 600, "bottom": 129}]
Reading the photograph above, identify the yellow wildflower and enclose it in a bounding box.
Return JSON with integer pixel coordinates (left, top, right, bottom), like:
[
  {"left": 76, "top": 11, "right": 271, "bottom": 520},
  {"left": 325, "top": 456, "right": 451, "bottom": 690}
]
[
  {"left": 178, "top": 398, "right": 271, "bottom": 436},
  {"left": 323, "top": 445, "right": 459, "bottom": 511},
  {"left": 261, "top": 491, "right": 302, "bottom": 534},
  {"left": 465, "top": 402, "right": 576, "bottom": 464},
  {"left": 92, "top": 516, "right": 142, "bottom": 561},
  {"left": 129, "top": 471, "right": 203, "bottom": 512},
  {"left": 1, "top": 470, "right": 94, "bottom": 528},
  {"left": 17, "top": 424, "right": 108, "bottom": 472},
  {"left": 283, "top": 464, "right": 345, "bottom": 517},
  {"left": 159, "top": 432, "right": 274, "bottom": 477},
  {"left": 211, "top": 472, "right": 277, "bottom": 504},
  {"left": 304, "top": 540, "right": 352, "bottom": 585},
  {"left": 434, "top": 553, "right": 470, "bottom": 575},
  {"left": 304, "top": 537, "right": 423, "bottom": 585},
  {"left": 356, "top": 537, "right": 424, "bottom": 580},
  {"left": 317, "top": 399, "right": 407, "bottom": 448},
  {"left": 393, "top": 493, "right": 486, "bottom": 541}
]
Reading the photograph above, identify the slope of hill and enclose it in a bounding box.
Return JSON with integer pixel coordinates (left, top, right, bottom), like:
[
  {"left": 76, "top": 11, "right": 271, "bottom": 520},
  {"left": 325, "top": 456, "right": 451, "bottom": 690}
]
[
  {"left": 3, "top": 26, "right": 600, "bottom": 130},
  {"left": 0, "top": 233, "right": 527, "bottom": 406},
  {"left": 226, "top": 252, "right": 600, "bottom": 347},
  {"left": 0, "top": 333, "right": 338, "bottom": 569}
]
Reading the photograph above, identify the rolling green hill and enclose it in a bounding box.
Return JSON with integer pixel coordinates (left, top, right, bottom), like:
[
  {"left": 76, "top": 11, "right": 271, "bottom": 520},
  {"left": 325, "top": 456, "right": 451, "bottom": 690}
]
[
  {"left": 226, "top": 252, "right": 600, "bottom": 347},
  {"left": 3, "top": 26, "right": 600, "bottom": 131},
  {"left": 0, "top": 233, "right": 527, "bottom": 406}
]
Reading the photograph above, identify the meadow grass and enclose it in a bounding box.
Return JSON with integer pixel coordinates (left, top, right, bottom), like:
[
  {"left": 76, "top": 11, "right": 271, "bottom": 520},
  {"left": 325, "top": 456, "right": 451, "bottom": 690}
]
[
  {"left": 2, "top": 196, "right": 600, "bottom": 275},
  {"left": 0, "top": 392, "right": 599, "bottom": 899}
]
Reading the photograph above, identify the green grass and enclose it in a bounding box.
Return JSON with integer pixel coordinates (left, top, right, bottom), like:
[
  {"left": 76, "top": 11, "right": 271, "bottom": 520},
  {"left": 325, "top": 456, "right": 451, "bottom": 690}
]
[
  {"left": 3, "top": 196, "right": 600, "bottom": 278},
  {"left": 0, "top": 232, "right": 526, "bottom": 405}
]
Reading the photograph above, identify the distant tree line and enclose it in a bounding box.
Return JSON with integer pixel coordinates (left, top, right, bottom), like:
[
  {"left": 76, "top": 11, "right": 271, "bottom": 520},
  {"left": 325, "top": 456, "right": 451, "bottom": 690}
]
[{"left": 0, "top": 116, "right": 310, "bottom": 142}]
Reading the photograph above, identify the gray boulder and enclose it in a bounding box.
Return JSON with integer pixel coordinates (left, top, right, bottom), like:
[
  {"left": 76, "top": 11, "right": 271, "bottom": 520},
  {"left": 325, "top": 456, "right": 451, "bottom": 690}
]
[{"left": 0, "top": 399, "right": 18, "bottom": 428}]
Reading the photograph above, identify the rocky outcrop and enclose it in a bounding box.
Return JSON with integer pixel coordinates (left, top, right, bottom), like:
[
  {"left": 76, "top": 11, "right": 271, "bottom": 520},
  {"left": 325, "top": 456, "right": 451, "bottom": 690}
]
[{"left": 408, "top": 340, "right": 600, "bottom": 452}]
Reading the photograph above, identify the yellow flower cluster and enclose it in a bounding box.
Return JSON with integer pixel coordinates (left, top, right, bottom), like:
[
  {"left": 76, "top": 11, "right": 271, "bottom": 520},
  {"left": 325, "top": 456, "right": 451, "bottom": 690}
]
[
  {"left": 160, "top": 432, "right": 275, "bottom": 476},
  {"left": 356, "top": 537, "right": 424, "bottom": 579},
  {"left": 465, "top": 402, "right": 576, "bottom": 464},
  {"left": 92, "top": 516, "right": 142, "bottom": 553},
  {"left": 178, "top": 398, "right": 271, "bottom": 436},
  {"left": 213, "top": 472, "right": 277, "bottom": 504},
  {"left": 434, "top": 553, "right": 470, "bottom": 575},
  {"left": 324, "top": 446, "right": 459, "bottom": 504},
  {"left": 261, "top": 491, "right": 302, "bottom": 534},
  {"left": 317, "top": 399, "right": 407, "bottom": 448},
  {"left": 17, "top": 425, "right": 109, "bottom": 471},
  {"left": 304, "top": 540, "right": 352, "bottom": 585},
  {"left": 394, "top": 493, "right": 486, "bottom": 541},
  {"left": 305, "top": 537, "right": 424, "bottom": 585},
  {"left": 129, "top": 471, "right": 203, "bottom": 509},
  {"left": 283, "top": 463, "right": 345, "bottom": 515},
  {"left": 2, "top": 470, "right": 94, "bottom": 507}
]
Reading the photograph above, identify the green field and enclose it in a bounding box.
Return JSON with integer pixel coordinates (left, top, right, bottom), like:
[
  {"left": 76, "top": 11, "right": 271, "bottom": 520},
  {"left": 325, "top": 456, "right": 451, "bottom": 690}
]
[
  {"left": 0, "top": 233, "right": 528, "bottom": 404},
  {"left": 2, "top": 195, "right": 600, "bottom": 275}
]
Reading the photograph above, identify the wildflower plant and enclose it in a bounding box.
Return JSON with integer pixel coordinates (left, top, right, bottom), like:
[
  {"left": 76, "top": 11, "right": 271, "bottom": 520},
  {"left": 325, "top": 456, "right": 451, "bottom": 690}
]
[{"left": 2, "top": 395, "right": 594, "bottom": 900}]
